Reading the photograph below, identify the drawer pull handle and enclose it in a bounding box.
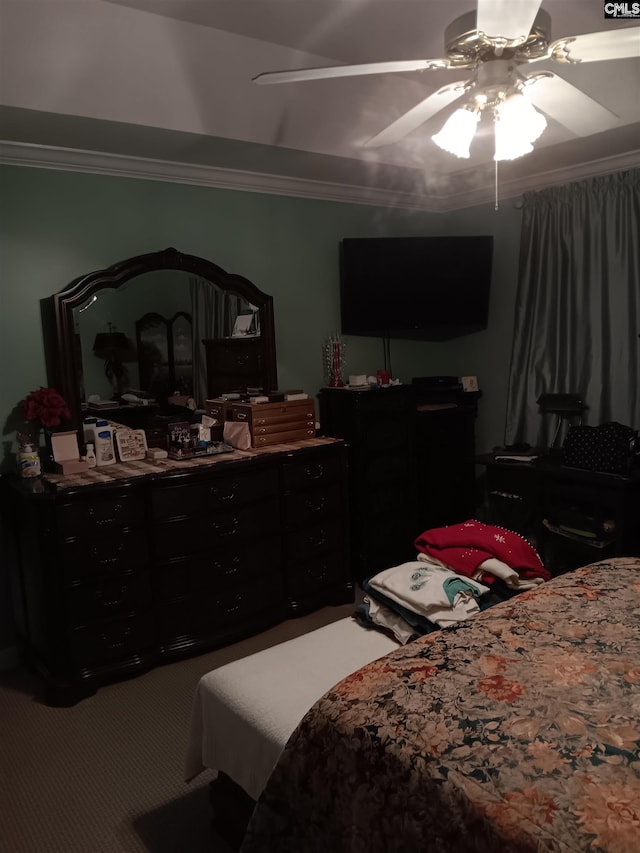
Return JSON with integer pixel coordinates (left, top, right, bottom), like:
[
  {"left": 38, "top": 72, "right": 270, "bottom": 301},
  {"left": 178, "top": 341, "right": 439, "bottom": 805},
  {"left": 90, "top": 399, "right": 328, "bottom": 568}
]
[
  {"left": 211, "top": 483, "right": 239, "bottom": 501},
  {"left": 211, "top": 517, "right": 239, "bottom": 537},
  {"left": 308, "top": 566, "right": 328, "bottom": 582},
  {"left": 306, "top": 496, "right": 326, "bottom": 513},
  {"left": 308, "top": 531, "right": 327, "bottom": 548},
  {"left": 88, "top": 503, "right": 123, "bottom": 523},
  {"left": 221, "top": 593, "right": 243, "bottom": 615},
  {"left": 100, "top": 626, "right": 131, "bottom": 650},
  {"left": 213, "top": 556, "right": 241, "bottom": 575},
  {"left": 303, "top": 463, "right": 325, "bottom": 481},
  {"left": 236, "top": 355, "right": 249, "bottom": 366},
  {"left": 91, "top": 544, "right": 125, "bottom": 564},
  {"left": 96, "top": 585, "right": 128, "bottom": 605},
  {"left": 236, "top": 412, "right": 248, "bottom": 420}
]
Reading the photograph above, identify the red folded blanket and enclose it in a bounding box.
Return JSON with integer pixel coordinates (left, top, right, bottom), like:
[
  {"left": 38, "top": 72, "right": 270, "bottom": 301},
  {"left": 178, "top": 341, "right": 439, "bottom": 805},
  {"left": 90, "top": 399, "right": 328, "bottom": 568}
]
[{"left": 415, "top": 520, "right": 551, "bottom": 584}]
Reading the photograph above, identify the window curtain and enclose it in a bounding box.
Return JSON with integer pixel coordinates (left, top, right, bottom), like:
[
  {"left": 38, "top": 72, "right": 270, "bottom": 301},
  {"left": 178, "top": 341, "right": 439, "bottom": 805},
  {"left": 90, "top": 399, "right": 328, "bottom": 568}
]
[
  {"left": 190, "top": 278, "right": 249, "bottom": 408},
  {"left": 505, "top": 168, "right": 640, "bottom": 448}
]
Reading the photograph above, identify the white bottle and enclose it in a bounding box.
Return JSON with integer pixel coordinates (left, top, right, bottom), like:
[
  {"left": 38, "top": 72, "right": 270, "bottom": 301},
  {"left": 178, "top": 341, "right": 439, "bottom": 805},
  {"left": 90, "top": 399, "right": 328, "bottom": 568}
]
[
  {"left": 18, "top": 444, "right": 41, "bottom": 478},
  {"left": 94, "top": 425, "right": 116, "bottom": 467},
  {"left": 85, "top": 442, "right": 97, "bottom": 468}
]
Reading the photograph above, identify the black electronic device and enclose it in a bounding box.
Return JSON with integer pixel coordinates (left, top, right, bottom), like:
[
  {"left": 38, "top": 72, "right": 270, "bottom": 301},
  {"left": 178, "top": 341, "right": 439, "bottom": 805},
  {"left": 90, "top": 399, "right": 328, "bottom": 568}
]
[
  {"left": 537, "top": 393, "right": 586, "bottom": 414},
  {"left": 413, "top": 376, "right": 461, "bottom": 391},
  {"left": 340, "top": 235, "right": 493, "bottom": 341}
]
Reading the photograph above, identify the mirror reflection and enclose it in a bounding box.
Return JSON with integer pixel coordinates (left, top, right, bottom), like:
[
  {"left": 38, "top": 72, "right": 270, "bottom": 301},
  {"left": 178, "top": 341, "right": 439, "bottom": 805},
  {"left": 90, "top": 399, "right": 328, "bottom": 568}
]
[{"left": 73, "top": 271, "right": 258, "bottom": 410}]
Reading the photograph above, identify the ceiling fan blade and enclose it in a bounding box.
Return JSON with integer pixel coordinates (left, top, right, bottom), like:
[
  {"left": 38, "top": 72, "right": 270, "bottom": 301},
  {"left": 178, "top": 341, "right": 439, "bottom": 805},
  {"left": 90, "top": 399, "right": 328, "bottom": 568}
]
[
  {"left": 476, "top": 0, "right": 542, "bottom": 42},
  {"left": 253, "top": 57, "right": 455, "bottom": 85},
  {"left": 548, "top": 27, "right": 640, "bottom": 63},
  {"left": 525, "top": 73, "right": 620, "bottom": 136},
  {"left": 365, "top": 82, "right": 468, "bottom": 148}
]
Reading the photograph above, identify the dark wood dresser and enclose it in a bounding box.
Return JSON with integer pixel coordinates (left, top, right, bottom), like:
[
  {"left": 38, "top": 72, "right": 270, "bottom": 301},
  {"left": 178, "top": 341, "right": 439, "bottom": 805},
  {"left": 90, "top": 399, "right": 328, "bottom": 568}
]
[
  {"left": 318, "top": 384, "right": 481, "bottom": 581},
  {"left": 318, "top": 386, "right": 418, "bottom": 579},
  {"left": 2, "top": 438, "right": 352, "bottom": 705}
]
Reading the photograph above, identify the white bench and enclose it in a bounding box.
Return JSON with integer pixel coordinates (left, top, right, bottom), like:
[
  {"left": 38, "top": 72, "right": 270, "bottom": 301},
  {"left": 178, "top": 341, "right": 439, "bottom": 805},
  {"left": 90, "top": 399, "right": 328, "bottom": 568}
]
[{"left": 185, "top": 616, "right": 398, "bottom": 801}]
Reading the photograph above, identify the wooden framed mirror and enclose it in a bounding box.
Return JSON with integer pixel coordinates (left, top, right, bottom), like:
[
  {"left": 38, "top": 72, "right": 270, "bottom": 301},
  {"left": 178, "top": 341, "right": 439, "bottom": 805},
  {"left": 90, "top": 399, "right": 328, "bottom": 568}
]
[{"left": 41, "top": 247, "right": 277, "bottom": 431}]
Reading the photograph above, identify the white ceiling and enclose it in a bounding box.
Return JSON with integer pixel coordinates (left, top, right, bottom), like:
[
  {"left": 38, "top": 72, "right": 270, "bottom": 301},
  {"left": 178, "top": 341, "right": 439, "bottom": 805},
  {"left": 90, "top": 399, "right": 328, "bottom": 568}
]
[{"left": 1, "top": 0, "right": 639, "bottom": 211}]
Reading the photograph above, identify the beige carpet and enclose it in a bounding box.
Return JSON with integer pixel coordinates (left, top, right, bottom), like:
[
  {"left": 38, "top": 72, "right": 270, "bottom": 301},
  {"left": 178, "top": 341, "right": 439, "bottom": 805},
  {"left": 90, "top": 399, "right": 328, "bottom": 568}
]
[{"left": 0, "top": 600, "right": 357, "bottom": 853}]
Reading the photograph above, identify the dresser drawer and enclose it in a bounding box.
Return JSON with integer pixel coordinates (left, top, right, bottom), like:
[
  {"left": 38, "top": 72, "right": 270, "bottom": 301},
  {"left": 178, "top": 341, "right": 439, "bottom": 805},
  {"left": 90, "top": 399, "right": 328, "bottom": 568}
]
[
  {"left": 281, "top": 449, "right": 343, "bottom": 492},
  {"left": 66, "top": 571, "right": 151, "bottom": 628},
  {"left": 153, "top": 498, "right": 281, "bottom": 558},
  {"left": 253, "top": 427, "right": 316, "bottom": 447},
  {"left": 60, "top": 528, "right": 149, "bottom": 583},
  {"left": 232, "top": 399, "right": 315, "bottom": 427},
  {"left": 68, "top": 612, "right": 155, "bottom": 667},
  {"left": 360, "top": 487, "right": 415, "bottom": 518},
  {"left": 358, "top": 415, "right": 413, "bottom": 453},
  {"left": 156, "top": 575, "right": 284, "bottom": 641},
  {"left": 152, "top": 466, "right": 279, "bottom": 520},
  {"left": 359, "top": 453, "right": 414, "bottom": 485},
  {"left": 286, "top": 550, "right": 349, "bottom": 600},
  {"left": 154, "top": 534, "right": 282, "bottom": 601},
  {"left": 205, "top": 337, "right": 263, "bottom": 375},
  {"left": 285, "top": 519, "right": 345, "bottom": 563},
  {"left": 57, "top": 489, "right": 145, "bottom": 538},
  {"left": 282, "top": 481, "right": 343, "bottom": 525},
  {"left": 251, "top": 420, "right": 315, "bottom": 436}
]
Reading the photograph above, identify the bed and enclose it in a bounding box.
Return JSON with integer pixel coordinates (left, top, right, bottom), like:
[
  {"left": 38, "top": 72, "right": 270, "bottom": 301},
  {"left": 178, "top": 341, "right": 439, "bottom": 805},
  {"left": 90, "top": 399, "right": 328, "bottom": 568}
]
[{"left": 240, "top": 558, "right": 640, "bottom": 852}]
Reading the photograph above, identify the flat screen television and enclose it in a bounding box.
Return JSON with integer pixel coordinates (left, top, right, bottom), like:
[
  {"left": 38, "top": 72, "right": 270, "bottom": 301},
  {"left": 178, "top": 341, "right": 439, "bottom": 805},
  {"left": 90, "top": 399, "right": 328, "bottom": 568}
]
[{"left": 340, "top": 235, "right": 493, "bottom": 341}]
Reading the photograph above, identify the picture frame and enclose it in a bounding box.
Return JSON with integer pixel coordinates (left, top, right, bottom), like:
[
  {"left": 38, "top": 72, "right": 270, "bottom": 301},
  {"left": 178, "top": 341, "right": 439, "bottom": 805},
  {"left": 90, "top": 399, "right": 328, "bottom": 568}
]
[
  {"left": 232, "top": 311, "right": 255, "bottom": 336},
  {"left": 115, "top": 428, "right": 148, "bottom": 462}
]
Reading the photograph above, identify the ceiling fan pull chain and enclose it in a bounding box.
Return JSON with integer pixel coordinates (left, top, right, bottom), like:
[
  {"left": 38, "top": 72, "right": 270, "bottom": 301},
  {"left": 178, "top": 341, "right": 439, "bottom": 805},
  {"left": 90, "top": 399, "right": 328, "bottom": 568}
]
[{"left": 494, "top": 159, "right": 499, "bottom": 211}]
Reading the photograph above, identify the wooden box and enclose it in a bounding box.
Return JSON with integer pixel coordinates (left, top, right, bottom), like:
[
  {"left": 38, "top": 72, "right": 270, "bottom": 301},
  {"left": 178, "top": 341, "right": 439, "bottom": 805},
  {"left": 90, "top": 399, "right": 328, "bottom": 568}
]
[
  {"left": 231, "top": 399, "right": 316, "bottom": 447},
  {"left": 204, "top": 398, "right": 231, "bottom": 442},
  {"left": 205, "top": 399, "right": 232, "bottom": 422}
]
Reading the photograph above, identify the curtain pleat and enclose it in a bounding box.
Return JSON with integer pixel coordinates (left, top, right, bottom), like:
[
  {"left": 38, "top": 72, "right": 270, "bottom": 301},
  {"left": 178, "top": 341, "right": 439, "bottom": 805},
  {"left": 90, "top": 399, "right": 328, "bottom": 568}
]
[
  {"left": 505, "top": 169, "right": 640, "bottom": 448},
  {"left": 190, "top": 278, "right": 216, "bottom": 409}
]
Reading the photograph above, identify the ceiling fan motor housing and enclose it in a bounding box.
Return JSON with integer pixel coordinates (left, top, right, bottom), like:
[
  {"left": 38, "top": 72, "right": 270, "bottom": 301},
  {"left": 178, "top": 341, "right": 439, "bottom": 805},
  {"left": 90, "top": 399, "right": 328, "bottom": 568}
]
[
  {"left": 473, "top": 59, "right": 521, "bottom": 107},
  {"left": 444, "top": 8, "right": 552, "bottom": 64}
]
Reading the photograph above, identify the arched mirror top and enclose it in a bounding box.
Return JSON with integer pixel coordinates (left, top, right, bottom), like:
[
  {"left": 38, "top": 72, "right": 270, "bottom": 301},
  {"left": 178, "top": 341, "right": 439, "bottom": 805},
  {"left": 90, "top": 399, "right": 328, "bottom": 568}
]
[{"left": 42, "top": 247, "right": 277, "bottom": 431}]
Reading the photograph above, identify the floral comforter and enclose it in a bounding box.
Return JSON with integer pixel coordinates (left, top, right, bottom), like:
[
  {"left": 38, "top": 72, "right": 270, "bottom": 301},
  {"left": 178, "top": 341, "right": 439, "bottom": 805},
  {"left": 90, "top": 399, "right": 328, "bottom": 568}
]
[{"left": 241, "top": 559, "right": 640, "bottom": 853}]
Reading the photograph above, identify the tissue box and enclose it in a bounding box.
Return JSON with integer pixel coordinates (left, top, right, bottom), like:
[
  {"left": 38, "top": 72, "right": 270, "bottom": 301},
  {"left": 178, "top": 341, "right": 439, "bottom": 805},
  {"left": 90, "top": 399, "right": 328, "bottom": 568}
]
[{"left": 50, "top": 430, "right": 89, "bottom": 475}]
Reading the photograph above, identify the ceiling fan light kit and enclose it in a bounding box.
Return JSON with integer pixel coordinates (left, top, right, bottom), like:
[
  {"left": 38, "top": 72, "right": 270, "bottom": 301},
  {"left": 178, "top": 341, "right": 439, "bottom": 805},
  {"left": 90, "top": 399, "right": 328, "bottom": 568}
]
[
  {"left": 254, "top": 0, "right": 639, "bottom": 168},
  {"left": 431, "top": 107, "right": 479, "bottom": 159},
  {"left": 493, "top": 93, "right": 547, "bottom": 161},
  {"left": 431, "top": 59, "right": 549, "bottom": 162}
]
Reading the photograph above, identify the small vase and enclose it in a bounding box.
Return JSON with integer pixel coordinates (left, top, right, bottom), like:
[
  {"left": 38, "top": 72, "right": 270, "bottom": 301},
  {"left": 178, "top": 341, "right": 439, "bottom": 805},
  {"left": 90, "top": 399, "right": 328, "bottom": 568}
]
[
  {"left": 17, "top": 443, "right": 41, "bottom": 479},
  {"left": 330, "top": 343, "right": 345, "bottom": 387},
  {"left": 323, "top": 334, "right": 346, "bottom": 388}
]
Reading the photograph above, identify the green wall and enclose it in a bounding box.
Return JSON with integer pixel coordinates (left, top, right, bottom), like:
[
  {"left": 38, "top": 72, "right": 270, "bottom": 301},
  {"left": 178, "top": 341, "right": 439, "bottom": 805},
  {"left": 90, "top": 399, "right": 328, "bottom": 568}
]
[
  {"left": 0, "top": 165, "right": 522, "bottom": 460},
  {"left": 0, "top": 164, "right": 522, "bottom": 653}
]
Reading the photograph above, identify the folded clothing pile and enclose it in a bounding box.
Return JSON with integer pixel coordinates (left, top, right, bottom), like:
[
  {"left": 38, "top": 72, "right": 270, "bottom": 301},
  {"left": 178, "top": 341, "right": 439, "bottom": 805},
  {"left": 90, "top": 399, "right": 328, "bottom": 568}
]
[{"left": 357, "top": 519, "right": 551, "bottom": 644}]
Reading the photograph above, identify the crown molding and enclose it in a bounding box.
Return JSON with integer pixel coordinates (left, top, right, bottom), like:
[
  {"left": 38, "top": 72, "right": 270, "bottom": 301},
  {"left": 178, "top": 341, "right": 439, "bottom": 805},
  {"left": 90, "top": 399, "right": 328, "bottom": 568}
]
[
  {"left": 0, "top": 141, "right": 446, "bottom": 212},
  {"left": 1, "top": 140, "right": 638, "bottom": 213}
]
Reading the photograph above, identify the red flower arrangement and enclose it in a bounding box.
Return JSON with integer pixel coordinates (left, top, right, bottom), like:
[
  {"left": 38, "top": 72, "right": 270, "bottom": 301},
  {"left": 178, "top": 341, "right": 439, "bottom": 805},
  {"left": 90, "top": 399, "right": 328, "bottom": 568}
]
[{"left": 19, "top": 387, "right": 70, "bottom": 430}]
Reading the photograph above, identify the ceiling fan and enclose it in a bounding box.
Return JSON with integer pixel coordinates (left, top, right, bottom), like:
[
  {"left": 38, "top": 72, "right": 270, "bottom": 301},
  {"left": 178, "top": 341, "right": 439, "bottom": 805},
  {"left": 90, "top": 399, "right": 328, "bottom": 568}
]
[{"left": 253, "top": 0, "right": 640, "bottom": 160}]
